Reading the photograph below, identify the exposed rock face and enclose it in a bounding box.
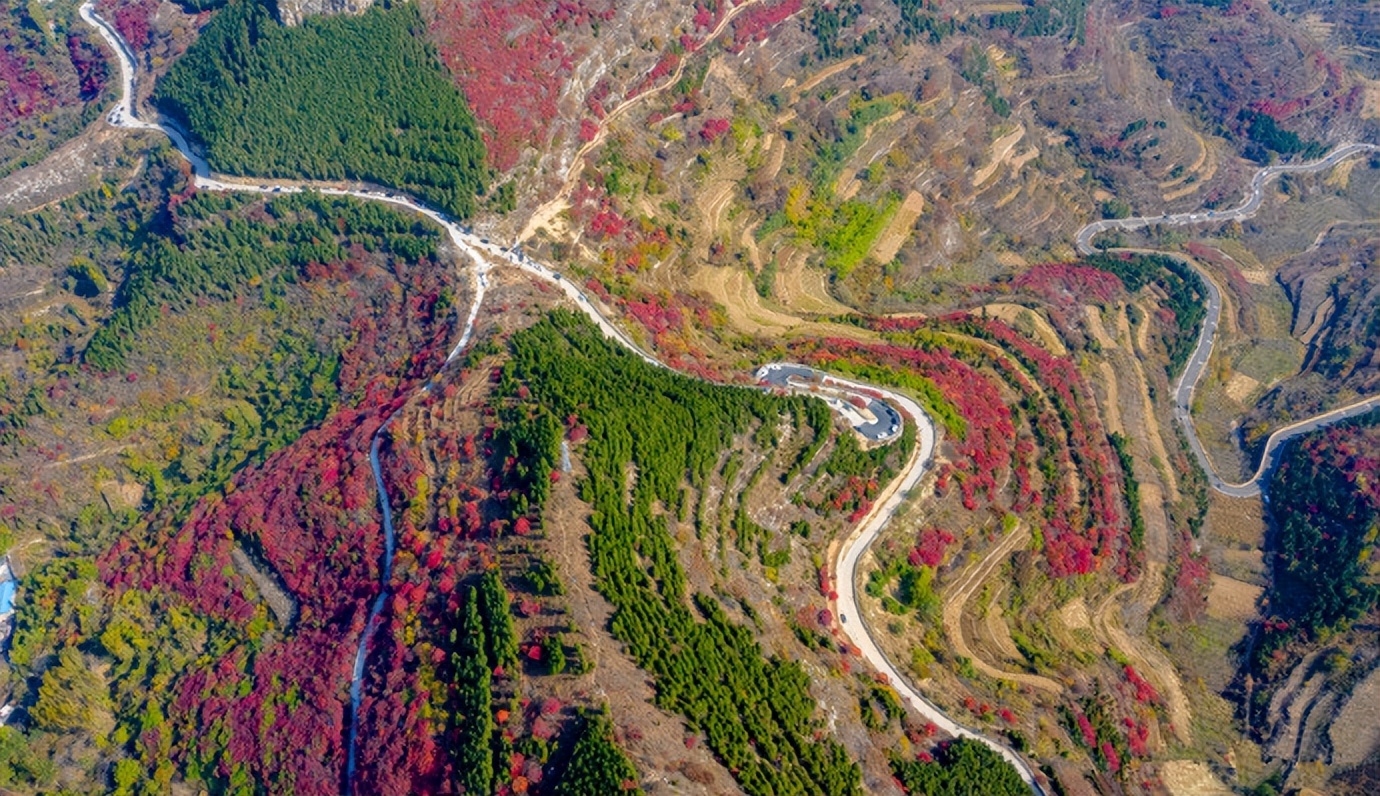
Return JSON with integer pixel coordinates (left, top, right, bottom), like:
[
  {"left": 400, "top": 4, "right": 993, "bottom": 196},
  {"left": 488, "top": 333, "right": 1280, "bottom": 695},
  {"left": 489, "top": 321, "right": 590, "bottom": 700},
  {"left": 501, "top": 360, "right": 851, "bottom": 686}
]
[{"left": 276, "top": 0, "right": 374, "bottom": 26}]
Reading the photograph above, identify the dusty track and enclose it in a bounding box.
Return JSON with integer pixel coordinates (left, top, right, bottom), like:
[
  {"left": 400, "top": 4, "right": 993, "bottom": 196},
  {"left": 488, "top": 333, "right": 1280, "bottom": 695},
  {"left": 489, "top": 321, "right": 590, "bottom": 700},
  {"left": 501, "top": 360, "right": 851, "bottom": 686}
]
[
  {"left": 939, "top": 525, "right": 1063, "bottom": 694},
  {"left": 1092, "top": 564, "right": 1193, "bottom": 744}
]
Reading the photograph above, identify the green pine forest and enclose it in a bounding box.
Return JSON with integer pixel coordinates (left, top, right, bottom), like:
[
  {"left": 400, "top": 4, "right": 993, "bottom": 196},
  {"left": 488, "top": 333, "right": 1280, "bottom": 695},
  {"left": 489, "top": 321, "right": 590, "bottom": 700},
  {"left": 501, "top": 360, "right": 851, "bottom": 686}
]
[
  {"left": 500, "top": 310, "right": 865, "bottom": 795},
  {"left": 154, "top": 0, "right": 487, "bottom": 218}
]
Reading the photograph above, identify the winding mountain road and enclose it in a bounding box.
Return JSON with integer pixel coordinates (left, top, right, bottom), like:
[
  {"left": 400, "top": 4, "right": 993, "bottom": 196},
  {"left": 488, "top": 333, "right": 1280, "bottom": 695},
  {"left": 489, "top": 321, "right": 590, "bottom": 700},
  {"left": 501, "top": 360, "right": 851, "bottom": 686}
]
[
  {"left": 1075, "top": 143, "right": 1380, "bottom": 254},
  {"left": 76, "top": 5, "right": 1046, "bottom": 793},
  {"left": 1075, "top": 146, "right": 1380, "bottom": 497}
]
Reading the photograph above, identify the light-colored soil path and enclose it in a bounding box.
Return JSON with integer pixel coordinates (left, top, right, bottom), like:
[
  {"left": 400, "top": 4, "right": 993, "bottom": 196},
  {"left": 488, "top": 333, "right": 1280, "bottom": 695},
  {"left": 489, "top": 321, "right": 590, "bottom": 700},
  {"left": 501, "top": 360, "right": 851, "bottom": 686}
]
[
  {"left": 1084, "top": 304, "right": 1116, "bottom": 350},
  {"left": 972, "top": 125, "right": 1026, "bottom": 187},
  {"left": 1093, "top": 565, "right": 1193, "bottom": 744},
  {"left": 691, "top": 265, "right": 849, "bottom": 336},
  {"left": 1160, "top": 760, "right": 1234, "bottom": 796},
  {"left": 940, "top": 525, "right": 1063, "bottom": 694},
  {"left": 1098, "top": 362, "right": 1125, "bottom": 436},
  {"left": 773, "top": 247, "right": 854, "bottom": 316},
  {"left": 979, "top": 303, "right": 1067, "bottom": 356},
  {"left": 788, "top": 55, "right": 866, "bottom": 102},
  {"left": 1116, "top": 306, "right": 1181, "bottom": 501}
]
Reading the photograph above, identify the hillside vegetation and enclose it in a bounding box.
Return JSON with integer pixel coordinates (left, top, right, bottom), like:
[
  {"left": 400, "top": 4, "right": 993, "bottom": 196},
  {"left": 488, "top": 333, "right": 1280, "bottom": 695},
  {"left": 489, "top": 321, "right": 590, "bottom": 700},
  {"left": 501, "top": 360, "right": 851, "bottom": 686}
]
[
  {"left": 0, "top": 0, "right": 108, "bottom": 176},
  {"left": 499, "top": 310, "right": 869, "bottom": 795},
  {"left": 1257, "top": 411, "right": 1380, "bottom": 665},
  {"left": 0, "top": 156, "right": 474, "bottom": 792},
  {"left": 154, "top": 0, "right": 486, "bottom": 217}
]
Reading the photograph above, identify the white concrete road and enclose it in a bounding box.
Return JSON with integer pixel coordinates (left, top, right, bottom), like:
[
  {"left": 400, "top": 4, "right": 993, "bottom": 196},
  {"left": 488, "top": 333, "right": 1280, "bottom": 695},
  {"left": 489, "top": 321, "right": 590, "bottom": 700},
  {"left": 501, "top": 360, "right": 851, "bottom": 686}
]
[
  {"left": 1075, "top": 143, "right": 1380, "bottom": 255},
  {"left": 757, "top": 364, "right": 903, "bottom": 442},
  {"left": 77, "top": 4, "right": 1048, "bottom": 791},
  {"left": 1073, "top": 150, "right": 1380, "bottom": 498}
]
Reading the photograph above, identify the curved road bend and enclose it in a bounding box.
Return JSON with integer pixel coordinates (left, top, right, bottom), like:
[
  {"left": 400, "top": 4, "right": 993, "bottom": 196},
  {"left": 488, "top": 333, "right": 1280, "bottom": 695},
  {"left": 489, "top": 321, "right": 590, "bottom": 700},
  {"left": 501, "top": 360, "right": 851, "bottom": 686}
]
[
  {"left": 1075, "top": 143, "right": 1380, "bottom": 254},
  {"left": 1074, "top": 148, "right": 1380, "bottom": 497},
  {"left": 757, "top": 364, "right": 903, "bottom": 442},
  {"left": 78, "top": 5, "right": 1046, "bottom": 792}
]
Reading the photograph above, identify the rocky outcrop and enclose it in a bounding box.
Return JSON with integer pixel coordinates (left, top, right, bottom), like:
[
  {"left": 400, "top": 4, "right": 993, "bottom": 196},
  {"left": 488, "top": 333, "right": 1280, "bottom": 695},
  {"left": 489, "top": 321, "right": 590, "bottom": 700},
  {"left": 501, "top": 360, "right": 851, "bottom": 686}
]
[{"left": 275, "top": 0, "right": 374, "bottom": 26}]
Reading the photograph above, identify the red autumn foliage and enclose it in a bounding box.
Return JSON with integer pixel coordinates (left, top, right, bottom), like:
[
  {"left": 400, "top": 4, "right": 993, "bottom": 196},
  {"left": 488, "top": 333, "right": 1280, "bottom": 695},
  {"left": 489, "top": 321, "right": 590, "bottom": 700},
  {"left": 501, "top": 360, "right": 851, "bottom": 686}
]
[
  {"left": 1124, "top": 665, "right": 1160, "bottom": 705},
  {"left": 932, "top": 315, "right": 1135, "bottom": 579},
  {"left": 428, "top": 0, "right": 615, "bottom": 170},
  {"left": 730, "top": 0, "right": 802, "bottom": 52},
  {"left": 699, "top": 117, "right": 731, "bottom": 143},
  {"left": 1168, "top": 531, "right": 1212, "bottom": 622},
  {"left": 692, "top": 0, "right": 722, "bottom": 30},
  {"left": 625, "top": 294, "right": 684, "bottom": 336},
  {"left": 1250, "top": 96, "right": 1308, "bottom": 121},
  {"left": 1102, "top": 741, "right": 1121, "bottom": 773},
  {"left": 1012, "top": 263, "right": 1124, "bottom": 307},
  {"left": 1, "top": 13, "right": 67, "bottom": 132},
  {"left": 795, "top": 335, "right": 1016, "bottom": 511},
  {"left": 66, "top": 34, "right": 109, "bottom": 100},
  {"left": 99, "top": 250, "right": 461, "bottom": 793},
  {"left": 96, "top": 0, "right": 159, "bottom": 52},
  {"left": 1125, "top": 718, "right": 1150, "bottom": 757},
  {"left": 1076, "top": 712, "right": 1097, "bottom": 747},
  {"left": 628, "top": 50, "right": 680, "bottom": 99},
  {"left": 909, "top": 527, "right": 955, "bottom": 567},
  {"left": 850, "top": 310, "right": 1142, "bottom": 576}
]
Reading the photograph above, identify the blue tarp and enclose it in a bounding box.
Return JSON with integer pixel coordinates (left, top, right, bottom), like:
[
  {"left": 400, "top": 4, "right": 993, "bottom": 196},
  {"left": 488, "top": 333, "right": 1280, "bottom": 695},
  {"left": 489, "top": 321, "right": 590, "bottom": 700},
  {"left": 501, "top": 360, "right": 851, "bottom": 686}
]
[{"left": 0, "top": 580, "right": 15, "bottom": 615}]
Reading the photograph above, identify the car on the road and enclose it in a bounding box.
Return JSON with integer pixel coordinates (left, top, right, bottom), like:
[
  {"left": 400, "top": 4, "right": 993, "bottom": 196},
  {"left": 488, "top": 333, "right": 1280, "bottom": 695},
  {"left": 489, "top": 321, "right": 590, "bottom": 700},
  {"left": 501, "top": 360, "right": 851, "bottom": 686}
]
[{"left": 840, "top": 614, "right": 848, "bottom": 623}]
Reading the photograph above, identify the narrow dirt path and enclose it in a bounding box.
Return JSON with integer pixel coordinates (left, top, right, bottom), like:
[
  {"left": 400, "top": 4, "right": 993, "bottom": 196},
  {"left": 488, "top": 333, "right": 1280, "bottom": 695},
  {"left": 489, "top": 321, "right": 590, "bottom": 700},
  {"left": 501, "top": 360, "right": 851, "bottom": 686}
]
[
  {"left": 1092, "top": 564, "right": 1193, "bottom": 744},
  {"left": 940, "top": 525, "right": 1063, "bottom": 694}
]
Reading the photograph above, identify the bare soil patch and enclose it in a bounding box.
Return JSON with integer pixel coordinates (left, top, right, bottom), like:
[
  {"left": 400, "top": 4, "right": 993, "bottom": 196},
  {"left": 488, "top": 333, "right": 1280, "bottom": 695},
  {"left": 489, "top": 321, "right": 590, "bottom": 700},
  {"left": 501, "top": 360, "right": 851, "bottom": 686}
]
[
  {"left": 1205, "top": 574, "right": 1262, "bottom": 622},
  {"left": 869, "top": 190, "right": 925, "bottom": 264},
  {"left": 1059, "top": 598, "right": 1091, "bottom": 630},
  {"left": 1160, "top": 760, "right": 1234, "bottom": 796},
  {"left": 1331, "top": 665, "right": 1380, "bottom": 768},
  {"left": 0, "top": 125, "right": 136, "bottom": 212},
  {"left": 1223, "top": 372, "right": 1260, "bottom": 403},
  {"left": 1205, "top": 493, "right": 1264, "bottom": 548}
]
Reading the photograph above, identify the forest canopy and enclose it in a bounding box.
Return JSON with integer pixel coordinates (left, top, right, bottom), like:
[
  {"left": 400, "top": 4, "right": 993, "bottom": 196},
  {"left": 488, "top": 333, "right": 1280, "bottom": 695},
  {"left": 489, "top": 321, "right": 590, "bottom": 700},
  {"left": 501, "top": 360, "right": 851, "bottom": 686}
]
[
  {"left": 1259, "top": 410, "right": 1380, "bottom": 657},
  {"left": 500, "top": 311, "right": 862, "bottom": 795},
  {"left": 154, "top": 0, "right": 487, "bottom": 218},
  {"left": 890, "top": 738, "right": 1028, "bottom": 796}
]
